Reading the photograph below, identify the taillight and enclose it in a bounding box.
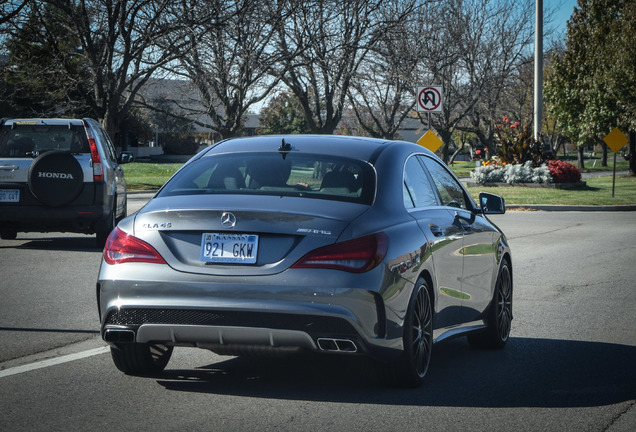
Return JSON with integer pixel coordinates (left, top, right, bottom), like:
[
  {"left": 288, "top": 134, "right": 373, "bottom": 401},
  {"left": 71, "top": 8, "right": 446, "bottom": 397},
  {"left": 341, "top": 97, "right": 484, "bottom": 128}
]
[
  {"left": 103, "top": 227, "right": 166, "bottom": 265},
  {"left": 292, "top": 233, "right": 388, "bottom": 273},
  {"left": 88, "top": 137, "right": 103, "bottom": 182}
]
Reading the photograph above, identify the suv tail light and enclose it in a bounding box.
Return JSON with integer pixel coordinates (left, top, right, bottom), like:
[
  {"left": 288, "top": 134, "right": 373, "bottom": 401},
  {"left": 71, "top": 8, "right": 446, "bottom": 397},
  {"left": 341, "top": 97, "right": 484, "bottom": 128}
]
[
  {"left": 88, "top": 137, "right": 104, "bottom": 181},
  {"left": 104, "top": 227, "right": 166, "bottom": 265},
  {"left": 292, "top": 233, "right": 388, "bottom": 273}
]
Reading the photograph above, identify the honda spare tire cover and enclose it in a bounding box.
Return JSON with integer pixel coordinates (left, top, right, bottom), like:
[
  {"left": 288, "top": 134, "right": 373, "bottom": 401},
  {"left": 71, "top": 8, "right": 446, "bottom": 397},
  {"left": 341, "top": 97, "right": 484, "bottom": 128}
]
[{"left": 28, "top": 151, "right": 84, "bottom": 206}]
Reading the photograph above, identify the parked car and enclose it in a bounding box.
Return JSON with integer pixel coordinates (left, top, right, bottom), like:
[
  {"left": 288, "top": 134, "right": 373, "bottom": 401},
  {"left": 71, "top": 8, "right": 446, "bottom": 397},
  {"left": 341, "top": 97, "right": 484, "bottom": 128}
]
[
  {"left": 97, "top": 135, "right": 512, "bottom": 387},
  {"left": 0, "top": 118, "right": 133, "bottom": 247}
]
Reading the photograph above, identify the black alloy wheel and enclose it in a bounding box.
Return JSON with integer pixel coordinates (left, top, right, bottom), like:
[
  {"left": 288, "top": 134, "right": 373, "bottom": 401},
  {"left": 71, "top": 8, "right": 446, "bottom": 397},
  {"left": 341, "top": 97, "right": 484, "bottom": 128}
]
[
  {"left": 382, "top": 278, "right": 433, "bottom": 387},
  {"left": 468, "top": 261, "right": 513, "bottom": 349}
]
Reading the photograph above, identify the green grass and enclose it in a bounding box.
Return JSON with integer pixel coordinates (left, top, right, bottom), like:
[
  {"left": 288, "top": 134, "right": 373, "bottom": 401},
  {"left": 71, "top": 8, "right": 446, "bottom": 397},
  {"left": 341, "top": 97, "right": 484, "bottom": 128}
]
[
  {"left": 123, "top": 162, "right": 182, "bottom": 190},
  {"left": 467, "top": 175, "right": 636, "bottom": 206},
  {"left": 448, "top": 160, "right": 478, "bottom": 177},
  {"left": 123, "top": 161, "right": 636, "bottom": 206}
]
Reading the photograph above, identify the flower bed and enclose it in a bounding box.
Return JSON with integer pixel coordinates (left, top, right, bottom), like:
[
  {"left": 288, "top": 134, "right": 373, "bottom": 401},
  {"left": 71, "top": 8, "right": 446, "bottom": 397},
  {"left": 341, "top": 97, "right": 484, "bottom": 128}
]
[{"left": 469, "top": 160, "right": 585, "bottom": 188}]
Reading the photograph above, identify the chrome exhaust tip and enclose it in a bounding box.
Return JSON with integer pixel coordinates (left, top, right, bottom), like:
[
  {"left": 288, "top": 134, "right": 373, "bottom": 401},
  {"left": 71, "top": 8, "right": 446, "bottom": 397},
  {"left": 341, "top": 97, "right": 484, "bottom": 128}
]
[{"left": 317, "top": 338, "right": 357, "bottom": 353}]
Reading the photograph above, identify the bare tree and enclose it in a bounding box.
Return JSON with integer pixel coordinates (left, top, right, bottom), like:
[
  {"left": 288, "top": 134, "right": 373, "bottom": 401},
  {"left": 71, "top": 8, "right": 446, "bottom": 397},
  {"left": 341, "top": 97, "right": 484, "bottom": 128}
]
[
  {"left": 13, "top": 0, "right": 217, "bottom": 145},
  {"left": 450, "top": 0, "right": 535, "bottom": 158},
  {"left": 412, "top": 0, "right": 534, "bottom": 162},
  {"left": 169, "top": 0, "right": 286, "bottom": 140},
  {"left": 346, "top": 0, "right": 420, "bottom": 139},
  {"left": 275, "top": 0, "right": 404, "bottom": 134},
  {"left": 0, "top": 0, "right": 28, "bottom": 25}
]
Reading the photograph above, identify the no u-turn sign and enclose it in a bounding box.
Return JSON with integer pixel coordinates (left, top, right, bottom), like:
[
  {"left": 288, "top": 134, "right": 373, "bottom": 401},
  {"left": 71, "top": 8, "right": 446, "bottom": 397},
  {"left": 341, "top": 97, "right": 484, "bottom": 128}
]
[{"left": 417, "top": 86, "right": 443, "bottom": 112}]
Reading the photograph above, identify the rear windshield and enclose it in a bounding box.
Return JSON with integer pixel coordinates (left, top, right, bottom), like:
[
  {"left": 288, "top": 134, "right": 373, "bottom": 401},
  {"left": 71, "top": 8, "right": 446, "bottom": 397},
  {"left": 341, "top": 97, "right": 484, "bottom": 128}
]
[
  {"left": 158, "top": 152, "right": 376, "bottom": 205},
  {"left": 0, "top": 124, "right": 89, "bottom": 157}
]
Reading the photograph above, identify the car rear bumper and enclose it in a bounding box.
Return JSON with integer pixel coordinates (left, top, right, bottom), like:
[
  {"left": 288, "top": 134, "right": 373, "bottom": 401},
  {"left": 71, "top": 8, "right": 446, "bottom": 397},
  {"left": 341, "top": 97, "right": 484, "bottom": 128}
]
[
  {"left": 0, "top": 203, "right": 109, "bottom": 233},
  {"left": 97, "top": 263, "right": 411, "bottom": 361}
]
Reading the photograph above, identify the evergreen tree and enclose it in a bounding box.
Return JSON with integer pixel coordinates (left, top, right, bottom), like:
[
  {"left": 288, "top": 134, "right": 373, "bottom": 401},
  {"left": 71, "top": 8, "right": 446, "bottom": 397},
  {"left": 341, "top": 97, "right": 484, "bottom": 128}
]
[
  {"left": 259, "top": 92, "right": 311, "bottom": 135},
  {"left": 545, "top": 0, "right": 636, "bottom": 171}
]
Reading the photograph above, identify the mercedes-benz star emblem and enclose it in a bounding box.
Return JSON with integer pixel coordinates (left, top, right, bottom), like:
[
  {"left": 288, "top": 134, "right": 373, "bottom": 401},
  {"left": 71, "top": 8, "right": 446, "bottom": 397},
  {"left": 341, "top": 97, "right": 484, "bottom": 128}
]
[{"left": 221, "top": 212, "right": 236, "bottom": 228}]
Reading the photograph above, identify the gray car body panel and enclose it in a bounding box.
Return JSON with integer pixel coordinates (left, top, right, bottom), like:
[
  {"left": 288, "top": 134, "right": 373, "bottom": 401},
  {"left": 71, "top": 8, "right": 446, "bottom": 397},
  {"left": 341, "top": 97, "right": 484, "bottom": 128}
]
[{"left": 98, "top": 135, "right": 511, "bottom": 361}]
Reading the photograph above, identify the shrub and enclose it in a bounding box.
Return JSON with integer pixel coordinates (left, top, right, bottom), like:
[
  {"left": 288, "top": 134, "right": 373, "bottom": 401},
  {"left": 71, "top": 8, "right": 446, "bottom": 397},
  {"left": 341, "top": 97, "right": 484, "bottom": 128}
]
[
  {"left": 471, "top": 164, "right": 506, "bottom": 184},
  {"left": 494, "top": 116, "right": 549, "bottom": 165},
  {"left": 531, "top": 164, "right": 553, "bottom": 184},
  {"left": 547, "top": 160, "right": 581, "bottom": 183},
  {"left": 471, "top": 162, "right": 552, "bottom": 185}
]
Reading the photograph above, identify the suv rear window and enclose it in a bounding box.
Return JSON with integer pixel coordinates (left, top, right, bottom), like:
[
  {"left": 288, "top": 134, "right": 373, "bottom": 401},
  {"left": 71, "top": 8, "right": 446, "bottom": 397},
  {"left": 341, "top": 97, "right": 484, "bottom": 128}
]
[
  {"left": 0, "top": 124, "right": 89, "bottom": 157},
  {"left": 158, "top": 152, "right": 376, "bottom": 205}
]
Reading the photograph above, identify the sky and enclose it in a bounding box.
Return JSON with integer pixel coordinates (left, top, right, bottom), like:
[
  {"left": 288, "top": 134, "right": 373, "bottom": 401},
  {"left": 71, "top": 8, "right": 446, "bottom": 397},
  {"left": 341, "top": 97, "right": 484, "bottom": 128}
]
[{"left": 545, "top": 0, "right": 579, "bottom": 40}]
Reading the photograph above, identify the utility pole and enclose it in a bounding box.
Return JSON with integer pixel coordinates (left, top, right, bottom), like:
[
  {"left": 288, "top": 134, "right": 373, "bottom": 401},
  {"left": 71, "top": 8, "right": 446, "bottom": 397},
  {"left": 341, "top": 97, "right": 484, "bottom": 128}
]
[{"left": 534, "top": 0, "right": 543, "bottom": 142}]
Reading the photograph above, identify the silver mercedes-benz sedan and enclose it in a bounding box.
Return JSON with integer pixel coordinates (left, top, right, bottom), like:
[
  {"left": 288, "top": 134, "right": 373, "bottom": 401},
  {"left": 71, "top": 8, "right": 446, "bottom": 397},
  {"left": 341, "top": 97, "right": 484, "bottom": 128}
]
[{"left": 97, "top": 135, "right": 512, "bottom": 387}]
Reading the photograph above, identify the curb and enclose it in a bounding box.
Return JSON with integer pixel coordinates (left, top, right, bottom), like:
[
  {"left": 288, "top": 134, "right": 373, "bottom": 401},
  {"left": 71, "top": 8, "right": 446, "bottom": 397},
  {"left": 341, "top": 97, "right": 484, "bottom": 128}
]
[
  {"left": 126, "top": 190, "right": 158, "bottom": 195},
  {"left": 507, "top": 204, "right": 636, "bottom": 212}
]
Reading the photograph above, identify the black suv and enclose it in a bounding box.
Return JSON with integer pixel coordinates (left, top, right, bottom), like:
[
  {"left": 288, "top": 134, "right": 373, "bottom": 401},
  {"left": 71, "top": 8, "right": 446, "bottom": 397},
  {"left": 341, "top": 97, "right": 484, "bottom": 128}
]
[{"left": 0, "top": 118, "right": 133, "bottom": 247}]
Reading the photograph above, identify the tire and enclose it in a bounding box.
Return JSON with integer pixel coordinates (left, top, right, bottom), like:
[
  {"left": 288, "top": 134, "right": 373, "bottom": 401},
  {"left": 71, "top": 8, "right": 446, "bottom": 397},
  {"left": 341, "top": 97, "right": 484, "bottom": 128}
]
[
  {"left": 381, "top": 278, "right": 433, "bottom": 387},
  {"left": 0, "top": 226, "right": 18, "bottom": 240},
  {"left": 95, "top": 203, "right": 116, "bottom": 248},
  {"left": 110, "top": 343, "right": 173, "bottom": 375},
  {"left": 28, "top": 151, "right": 84, "bottom": 207},
  {"left": 468, "top": 261, "right": 513, "bottom": 349}
]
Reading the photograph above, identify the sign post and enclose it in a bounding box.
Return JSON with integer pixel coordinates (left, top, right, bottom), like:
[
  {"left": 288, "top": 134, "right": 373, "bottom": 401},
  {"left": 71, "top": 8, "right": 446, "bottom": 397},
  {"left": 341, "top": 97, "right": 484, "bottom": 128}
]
[
  {"left": 603, "top": 128, "right": 629, "bottom": 198},
  {"left": 416, "top": 86, "right": 444, "bottom": 153}
]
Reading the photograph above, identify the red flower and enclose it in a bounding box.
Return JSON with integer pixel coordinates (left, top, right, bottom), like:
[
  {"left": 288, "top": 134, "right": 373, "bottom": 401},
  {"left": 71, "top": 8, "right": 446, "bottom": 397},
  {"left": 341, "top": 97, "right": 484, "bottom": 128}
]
[{"left": 547, "top": 160, "right": 581, "bottom": 183}]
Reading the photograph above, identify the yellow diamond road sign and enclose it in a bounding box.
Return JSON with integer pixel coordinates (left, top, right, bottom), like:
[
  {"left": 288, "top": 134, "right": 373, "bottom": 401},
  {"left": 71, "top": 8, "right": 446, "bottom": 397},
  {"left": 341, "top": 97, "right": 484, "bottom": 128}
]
[
  {"left": 603, "top": 128, "right": 628, "bottom": 153},
  {"left": 417, "top": 130, "right": 443, "bottom": 153}
]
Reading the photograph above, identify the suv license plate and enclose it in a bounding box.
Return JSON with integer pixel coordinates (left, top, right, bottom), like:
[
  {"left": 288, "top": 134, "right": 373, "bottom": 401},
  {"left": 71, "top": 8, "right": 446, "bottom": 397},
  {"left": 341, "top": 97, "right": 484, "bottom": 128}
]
[
  {"left": 200, "top": 233, "right": 258, "bottom": 264},
  {"left": 0, "top": 189, "right": 19, "bottom": 203}
]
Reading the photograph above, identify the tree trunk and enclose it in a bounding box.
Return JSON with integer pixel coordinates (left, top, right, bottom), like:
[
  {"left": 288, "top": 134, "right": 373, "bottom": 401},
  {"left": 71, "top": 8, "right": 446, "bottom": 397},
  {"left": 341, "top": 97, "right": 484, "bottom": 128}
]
[
  {"left": 601, "top": 142, "right": 608, "bottom": 167},
  {"left": 436, "top": 128, "right": 453, "bottom": 164},
  {"left": 103, "top": 113, "right": 120, "bottom": 150},
  {"left": 448, "top": 140, "right": 467, "bottom": 165},
  {"left": 577, "top": 145, "right": 586, "bottom": 170}
]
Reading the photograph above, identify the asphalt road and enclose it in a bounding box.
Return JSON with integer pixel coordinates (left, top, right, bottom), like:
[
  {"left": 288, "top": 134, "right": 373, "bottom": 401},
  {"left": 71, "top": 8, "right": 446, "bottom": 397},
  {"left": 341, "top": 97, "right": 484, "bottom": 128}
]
[{"left": 0, "top": 203, "right": 634, "bottom": 432}]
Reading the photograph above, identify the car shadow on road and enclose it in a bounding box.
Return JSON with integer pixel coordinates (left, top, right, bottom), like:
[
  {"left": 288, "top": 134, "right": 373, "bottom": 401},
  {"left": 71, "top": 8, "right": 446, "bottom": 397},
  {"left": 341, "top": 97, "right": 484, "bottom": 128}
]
[
  {"left": 0, "top": 236, "right": 100, "bottom": 252},
  {"left": 155, "top": 337, "right": 636, "bottom": 408}
]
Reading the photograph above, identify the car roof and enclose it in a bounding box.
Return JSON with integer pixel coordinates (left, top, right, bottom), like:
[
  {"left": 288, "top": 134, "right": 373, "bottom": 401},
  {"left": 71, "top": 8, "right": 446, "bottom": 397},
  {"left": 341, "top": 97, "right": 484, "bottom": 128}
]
[
  {"left": 205, "top": 134, "right": 433, "bottom": 163},
  {"left": 1, "top": 118, "right": 87, "bottom": 127}
]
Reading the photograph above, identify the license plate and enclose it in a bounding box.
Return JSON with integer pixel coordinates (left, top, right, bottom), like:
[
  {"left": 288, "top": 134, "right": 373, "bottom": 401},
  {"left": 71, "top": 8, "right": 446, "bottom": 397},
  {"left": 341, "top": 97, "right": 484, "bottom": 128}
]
[
  {"left": 200, "top": 233, "right": 258, "bottom": 264},
  {"left": 0, "top": 189, "right": 19, "bottom": 203}
]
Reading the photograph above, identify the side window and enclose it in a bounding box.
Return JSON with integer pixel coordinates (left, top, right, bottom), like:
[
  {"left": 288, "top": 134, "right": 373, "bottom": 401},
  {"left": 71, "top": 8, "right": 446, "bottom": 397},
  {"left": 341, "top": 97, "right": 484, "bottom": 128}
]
[
  {"left": 403, "top": 156, "right": 439, "bottom": 209},
  {"left": 93, "top": 124, "right": 117, "bottom": 162},
  {"left": 419, "top": 156, "right": 468, "bottom": 210}
]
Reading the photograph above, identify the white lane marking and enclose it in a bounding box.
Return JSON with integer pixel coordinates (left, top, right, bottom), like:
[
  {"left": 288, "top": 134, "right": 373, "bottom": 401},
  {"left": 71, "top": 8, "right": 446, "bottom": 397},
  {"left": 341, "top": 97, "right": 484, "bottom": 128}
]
[{"left": 0, "top": 346, "right": 110, "bottom": 379}]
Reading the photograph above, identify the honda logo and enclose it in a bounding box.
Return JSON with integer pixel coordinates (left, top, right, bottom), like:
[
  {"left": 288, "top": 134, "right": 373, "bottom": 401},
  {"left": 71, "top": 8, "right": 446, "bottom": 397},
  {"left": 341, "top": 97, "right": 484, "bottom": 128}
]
[{"left": 38, "top": 171, "right": 74, "bottom": 179}]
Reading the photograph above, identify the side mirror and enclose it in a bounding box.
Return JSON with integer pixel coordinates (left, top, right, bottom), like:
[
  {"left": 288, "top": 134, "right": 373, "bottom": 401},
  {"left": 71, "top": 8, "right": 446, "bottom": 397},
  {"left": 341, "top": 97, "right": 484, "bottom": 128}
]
[
  {"left": 118, "top": 152, "right": 134, "bottom": 164},
  {"left": 479, "top": 192, "right": 505, "bottom": 214}
]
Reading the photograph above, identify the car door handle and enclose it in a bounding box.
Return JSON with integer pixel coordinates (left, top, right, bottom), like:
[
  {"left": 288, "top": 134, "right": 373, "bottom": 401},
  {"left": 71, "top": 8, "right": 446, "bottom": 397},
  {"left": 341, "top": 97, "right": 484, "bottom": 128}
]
[
  {"left": 0, "top": 165, "right": 19, "bottom": 171},
  {"left": 429, "top": 224, "right": 443, "bottom": 237}
]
